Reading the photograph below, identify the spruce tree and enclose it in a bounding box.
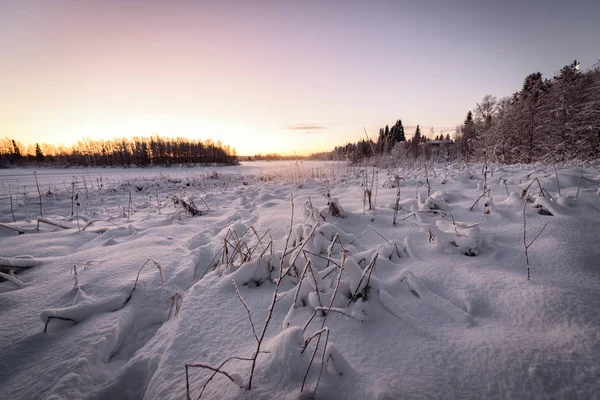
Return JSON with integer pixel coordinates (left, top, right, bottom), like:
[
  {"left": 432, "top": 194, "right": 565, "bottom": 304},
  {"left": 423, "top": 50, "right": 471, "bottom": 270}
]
[
  {"left": 35, "top": 143, "right": 45, "bottom": 162},
  {"left": 413, "top": 125, "right": 421, "bottom": 157},
  {"left": 392, "top": 119, "right": 405, "bottom": 142},
  {"left": 12, "top": 140, "right": 21, "bottom": 158}
]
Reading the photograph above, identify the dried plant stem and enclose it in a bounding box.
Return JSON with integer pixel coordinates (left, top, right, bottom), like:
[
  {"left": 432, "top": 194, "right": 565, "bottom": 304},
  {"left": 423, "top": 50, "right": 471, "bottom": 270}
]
[
  {"left": 392, "top": 181, "right": 402, "bottom": 225},
  {"left": 424, "top": 162, "right": 431, "bottom": 197},
  {"left": 232, "top": 279, "right": 259, "bottom": 343},
  {"left": 575, "top": 159, "right": 583, "bottom": 199},
  {"left": 248, "top": 193, "right": 295, "bottom": 390},
  {"left": 10, "top": 194, "right": 16, "bottom": 222},
  {"left": 523, "top": 199, "right": 549, "bottom": 280},
  {"left": 301, "top": 250, "right": 347, "bottom": 393},
  {"left": 347, "top": 253, "right": 377, "bottom": 306},
  {"left": 482, "top": 150, "right": 489, "bottom": 193},
  {"left": 186, "top": 360, "right": 246, "bottom": 400},
  {"left": 44, "top": 316, "right": 76, "bottom": 333},
  {"left": 469, "top": 189, "right": 491, "bottom": 211},
  {"left": 554, "top": 163, "right": 561, "bottom": 197},
  {"left": 34, "top": 171, "right": 43, "bottom": 218},
  {"left": 128, "top": 191, "right": 133, "bottom": 219},
  {"left": 70, "top": 177, "right": 76, "bottom": 217},
  {"left": 122, "top": 259, "right": 167, "bottom": 308},
  {"left": 301, "top": 327, "right": 330, "bottom": 394}
]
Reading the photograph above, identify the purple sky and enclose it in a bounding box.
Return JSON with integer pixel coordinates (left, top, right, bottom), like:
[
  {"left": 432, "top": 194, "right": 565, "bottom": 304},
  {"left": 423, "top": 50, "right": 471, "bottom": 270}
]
[{"left": 2, "top": 0, "right": 599, "bottom": 155}]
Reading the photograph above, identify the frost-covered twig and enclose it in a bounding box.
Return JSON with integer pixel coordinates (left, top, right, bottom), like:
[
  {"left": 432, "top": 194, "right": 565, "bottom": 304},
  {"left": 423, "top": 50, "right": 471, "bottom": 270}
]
[
  {"left": 424, "top": 161, "right": 431, "bottom": 197},
  {"left": 44, "top": 316, "right": 76, "bottom": 333},
  {"left": 232, "top": 279, "right": 259, "bottom": 343},
  {"left": 523, "top": 200, "right": 549, "bottom": 280},
  {"left": 248, "top": 193, "right": 295, "bottom": 390},
  {"left": 168, "top": 292, "right": 183, "bottom": 319},
  {"left": 9, "top": 193, "right": 16, "bottom": 222},
  {"left": 34, "top": 171, "right": 43, "bottom": 218},
  {"left": 315, "top": 307, "right": 357, "bottom": 320},
  {"left": 122, "top": 259, "right": 167, "bottom": 308},
  {"left": 575, "top": 159, "right": 583, "bottom": 199},
  {"left": 348, "top": 254, "right": 377, "bottom": 306},
  {"left": 186, "top": 360, "right": 246, "bottom": 400},
  {"left": 392, "top": 177, "right": 402, "bottom": 225},
  {"left": 554, "top": 163, "right": 561, "bottom": 197},
  {"left": 301, "top": 327, "right": 330, "bottom": 394},
  {"left": 0, "top": 271, "right": 24, "bottom": 288},
  {"left": 300, "top": 252, "right": 348, "bottom": 393},
  {"left": 469, "top": 189, "right": 491, "bottom": 211},
  {"left": 302, "top": 250, "right": 341, "bottom": 268},
  {"left": 368, "top": 226, "right": 390, "bottom": 244},
  {"left": 302, "top": 250, "right": 347, "bottom": 334},
  {"left": 81, "top": 219, "right": 120, "bottom": 231}
]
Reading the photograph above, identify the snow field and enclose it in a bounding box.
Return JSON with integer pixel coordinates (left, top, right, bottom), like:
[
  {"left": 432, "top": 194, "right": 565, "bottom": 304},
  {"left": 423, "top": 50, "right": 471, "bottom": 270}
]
[{"left": 1, "top": 160, "right": 599, "bottom": 399}]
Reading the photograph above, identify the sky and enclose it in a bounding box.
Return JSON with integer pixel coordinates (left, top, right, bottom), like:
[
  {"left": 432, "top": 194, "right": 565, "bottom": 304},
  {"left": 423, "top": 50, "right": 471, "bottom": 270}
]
[{"left": 1, "top": 0, "right": 599, "bottom": 156}]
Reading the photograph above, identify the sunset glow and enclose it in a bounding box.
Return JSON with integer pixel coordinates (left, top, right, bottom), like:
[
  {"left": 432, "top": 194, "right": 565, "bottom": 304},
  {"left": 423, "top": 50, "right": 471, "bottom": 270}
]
[{"left": 2, "top": 0, "right": 599, "bottom": 155}]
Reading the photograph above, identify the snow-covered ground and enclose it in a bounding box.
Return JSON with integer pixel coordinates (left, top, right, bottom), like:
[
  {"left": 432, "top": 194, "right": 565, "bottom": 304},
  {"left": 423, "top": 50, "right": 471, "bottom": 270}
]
[{"left": 1, "top": 161, "right": 599, "bottom": 400}]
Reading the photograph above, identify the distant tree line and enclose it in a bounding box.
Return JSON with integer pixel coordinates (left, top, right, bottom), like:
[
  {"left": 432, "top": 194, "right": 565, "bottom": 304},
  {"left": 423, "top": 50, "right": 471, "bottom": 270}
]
[
  {"left": 456, "top": 60, "right": 600, "bottom": 163},
  {"left": 245, "top": 153, "right": 307, "bottom": 161},
  {"left": 317, "top": 119, "right": 454, "bottom": 163},
  {"left": 314, "top": 60, "right": 599, "bottom": 165},
  {"left": 0, "top": 135, "right": 238, "bottom": 168}
]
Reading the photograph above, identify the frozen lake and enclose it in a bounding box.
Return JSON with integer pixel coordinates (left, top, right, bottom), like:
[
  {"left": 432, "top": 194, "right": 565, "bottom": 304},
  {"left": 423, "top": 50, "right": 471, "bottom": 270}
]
[{"left": 0, "top": 160, "right": 343, "bottom": 189}]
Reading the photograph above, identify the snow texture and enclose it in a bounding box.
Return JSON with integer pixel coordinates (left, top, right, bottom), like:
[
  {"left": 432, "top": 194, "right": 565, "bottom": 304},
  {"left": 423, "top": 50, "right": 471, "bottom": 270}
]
[{"left": 1, "top": 160, "right": 599, "bottom": 399}]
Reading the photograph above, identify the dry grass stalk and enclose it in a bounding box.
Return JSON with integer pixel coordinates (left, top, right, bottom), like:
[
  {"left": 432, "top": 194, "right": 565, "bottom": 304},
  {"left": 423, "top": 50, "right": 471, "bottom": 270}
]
[
  {"left": 522, "top": 197, "right": 549, "bottom": 280},
  {"left": 43, "top": 316, "right": 76, "bottom": 334},
  {"left": 575, "top": 159, "right": 583, "bottom": 199},
  {"left": 424, "top": 162, "right": 431, "bottom": 197},
  {"left": 470, "top": 189, "right": 491, "bottom": 211},
  {"left": 172, "top": 195, "right": 205, "bottom": 216},
  {"left": 392, "top": 176, "right": 402, "bottom": 225},
  {"left": 81, "top": 219, "right": 120, "bottom": 231},
  {"left": 128, "top": 191, "right": 133, "bottom": 219},
  {"left": 301, "top": 250, "right": 348, "bottom": 393},
  {"left": 10, "top": 194, "right": 16, "bottom": 222},
  {"left": 301, "top": 327, "right": 330, "bottom": 395},
  {"left": 168, "top": 292, "right": 183, "bottom": 319},
  {"left": 186, "top": 359, "right": 248, "bottom": 400},
  {"left": 122, "top": 259, "right": 167, "bottom": 308},
  {"left": 348, "top": 253, "right": 377, "bottom": 305},
  {"left": 482, "top": 150, "right": 489, "bottom": 194},
  {"left": 232, "top": 279, "right": 259, "bottom": 343},
  {"left": 34, "top": 171, "right": 43, "bottom": 218},
  {"left": 554, "top": 163, "right": 561, "bottom": 197},
  {"left": 72, "top": 265, "right": 79, "bottom": 290},
  {"left": 247, "top": 192, "right": 295, "bottom": 390},
  {"left": 70, "top": 177, "right": 77, "bottom": 217}
]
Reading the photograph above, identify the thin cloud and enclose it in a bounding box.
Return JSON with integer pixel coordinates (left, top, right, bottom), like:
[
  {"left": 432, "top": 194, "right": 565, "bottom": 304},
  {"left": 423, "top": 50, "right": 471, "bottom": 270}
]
[{"left": 283, "top": 124, "right": 329, "bottom": 131}]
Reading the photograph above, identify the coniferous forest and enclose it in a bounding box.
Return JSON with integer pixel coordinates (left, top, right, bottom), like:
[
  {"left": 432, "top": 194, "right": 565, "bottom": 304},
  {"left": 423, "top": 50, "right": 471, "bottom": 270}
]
[{"left": 318, "top": 60, "right": 599, "bottom": 164}]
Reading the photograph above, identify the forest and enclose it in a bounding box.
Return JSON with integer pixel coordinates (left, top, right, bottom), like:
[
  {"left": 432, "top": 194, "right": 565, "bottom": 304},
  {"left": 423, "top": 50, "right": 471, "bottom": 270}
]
[
  {"left": 0, "top": 135, "right": 238, "bottom": 168},
  {"left": 319, "top": 60, "right": 599, "bottom": 164}
]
